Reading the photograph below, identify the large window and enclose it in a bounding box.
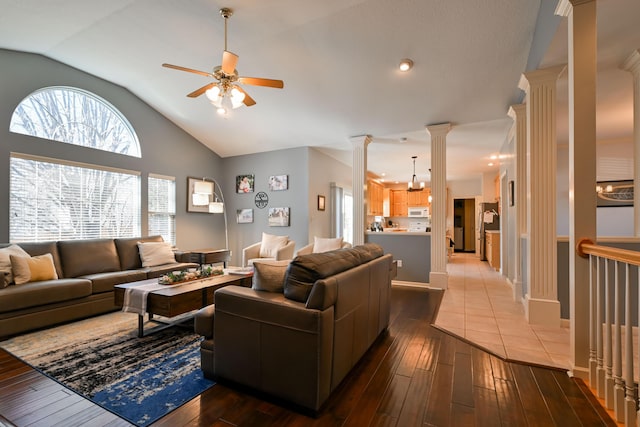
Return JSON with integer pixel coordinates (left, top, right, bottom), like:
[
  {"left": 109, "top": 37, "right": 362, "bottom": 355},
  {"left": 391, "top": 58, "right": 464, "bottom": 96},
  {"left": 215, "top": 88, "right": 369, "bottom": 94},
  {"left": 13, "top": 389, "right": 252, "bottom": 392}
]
[
  {"left": 10, "top": 154, "right": 141, "bottom": 242},
  {"left": 10, "top": 86, "right": 141, "bottom": 157},
  {"left": 148, "top": 175, "right": 176, "bottom": 245}
]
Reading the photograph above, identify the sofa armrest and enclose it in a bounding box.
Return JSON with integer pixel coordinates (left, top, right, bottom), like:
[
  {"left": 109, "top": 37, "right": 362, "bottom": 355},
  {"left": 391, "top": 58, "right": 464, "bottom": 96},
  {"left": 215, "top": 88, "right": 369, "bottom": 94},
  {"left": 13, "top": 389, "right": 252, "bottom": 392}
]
[
  {"left": 275, "top": 240, "right": 296, "bottom": 261},
  {"left": 195, "top": 304, "right": 216, "bottom": 339},
  {"left": 296, "top": 243, "right": 313, "bottom": 257},
  {"left": 242, "top": 242, "right": 262, "bottom": 266}
]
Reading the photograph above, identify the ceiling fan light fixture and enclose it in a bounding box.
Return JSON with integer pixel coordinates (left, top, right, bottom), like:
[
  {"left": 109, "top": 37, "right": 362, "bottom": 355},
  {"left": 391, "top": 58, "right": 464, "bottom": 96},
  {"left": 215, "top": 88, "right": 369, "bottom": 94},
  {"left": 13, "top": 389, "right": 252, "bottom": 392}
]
[
  {"left": 399, "top": 58, "right": 414, "bottom": 72},
  {"left": 230, "top": 86, "right": 245, "bottom": 108}
]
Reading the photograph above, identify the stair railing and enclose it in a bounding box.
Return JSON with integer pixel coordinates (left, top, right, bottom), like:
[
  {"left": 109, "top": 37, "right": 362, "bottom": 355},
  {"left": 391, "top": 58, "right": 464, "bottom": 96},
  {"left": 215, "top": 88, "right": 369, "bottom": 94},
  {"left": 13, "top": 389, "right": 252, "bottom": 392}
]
[{"left": 577, "top": 238, "right": 640, "bottom": 426}]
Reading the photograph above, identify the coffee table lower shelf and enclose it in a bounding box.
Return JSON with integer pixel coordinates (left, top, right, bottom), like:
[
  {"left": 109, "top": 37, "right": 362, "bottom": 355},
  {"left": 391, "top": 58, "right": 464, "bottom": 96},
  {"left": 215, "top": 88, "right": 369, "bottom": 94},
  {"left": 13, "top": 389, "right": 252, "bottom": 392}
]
[{"left": 114, "top": 274, "right": 252, "bottom": 337}]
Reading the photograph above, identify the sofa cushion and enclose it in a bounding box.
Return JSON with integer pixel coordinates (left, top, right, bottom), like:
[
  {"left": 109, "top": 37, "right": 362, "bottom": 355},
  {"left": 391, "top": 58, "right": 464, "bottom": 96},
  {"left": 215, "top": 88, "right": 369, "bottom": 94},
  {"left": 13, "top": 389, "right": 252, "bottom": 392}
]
[
  {"left": 252, "top": 260, "right": 289, "bottom": 293},
  {"left": 284, "top": 244, "right": 383, "bottom": 303},
  {"left": 14, "top": 241, "right": 64, "bottom": 279},
  {"left": 10, "top": 253, "right": 58, "bottom": 285},
  {"left": 79, "top": 270, "right": 148, "bottom": 294},
  {"left": 312, "top": 237, "right": 343, "bottom": 253},
  {"left": 138, "top": 241, "right": 176, "bottom": 267},
  {"left": 259, "top": 233, "right": 288, "bottom": 258},
  {"left": 0, "top": 244, "right": 29, "bottom": 285},
  {"left": 58, "top": 239, "right": 121, "bottom": 278},
  {"left": 115, "top": 235, "right": 164, "bottom": 270},
  {"left": 0, "top": 278, "right": 92, "bottom": 313}
]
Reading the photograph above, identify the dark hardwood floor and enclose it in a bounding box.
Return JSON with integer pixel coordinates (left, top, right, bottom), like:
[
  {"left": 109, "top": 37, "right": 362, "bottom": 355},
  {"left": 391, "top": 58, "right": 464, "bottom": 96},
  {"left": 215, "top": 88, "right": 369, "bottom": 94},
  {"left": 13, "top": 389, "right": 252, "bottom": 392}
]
[{"left": 0, "top": 286, "right": 615, "bottom": 427}]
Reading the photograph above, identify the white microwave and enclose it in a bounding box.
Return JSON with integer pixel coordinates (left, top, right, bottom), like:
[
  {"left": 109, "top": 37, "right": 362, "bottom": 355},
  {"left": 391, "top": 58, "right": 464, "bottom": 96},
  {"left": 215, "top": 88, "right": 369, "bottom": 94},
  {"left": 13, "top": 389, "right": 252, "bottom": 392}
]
[{"left": 408, "top": 206, "right": 429, "bottom": 217}]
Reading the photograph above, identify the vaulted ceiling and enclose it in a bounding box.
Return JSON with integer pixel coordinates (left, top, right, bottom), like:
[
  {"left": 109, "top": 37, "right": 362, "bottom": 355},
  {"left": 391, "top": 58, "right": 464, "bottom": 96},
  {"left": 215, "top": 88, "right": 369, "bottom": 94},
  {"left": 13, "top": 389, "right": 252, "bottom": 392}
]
[{"left": 0, "top": 0, "right": 637, "bottom": 185}]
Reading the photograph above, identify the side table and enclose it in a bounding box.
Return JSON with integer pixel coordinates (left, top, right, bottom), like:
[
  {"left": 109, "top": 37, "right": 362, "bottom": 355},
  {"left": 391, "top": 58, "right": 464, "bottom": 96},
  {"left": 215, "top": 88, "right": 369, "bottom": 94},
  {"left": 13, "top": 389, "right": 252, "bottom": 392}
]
[{"left": 178, "top": 248, "right": 231, "bottom": 267}]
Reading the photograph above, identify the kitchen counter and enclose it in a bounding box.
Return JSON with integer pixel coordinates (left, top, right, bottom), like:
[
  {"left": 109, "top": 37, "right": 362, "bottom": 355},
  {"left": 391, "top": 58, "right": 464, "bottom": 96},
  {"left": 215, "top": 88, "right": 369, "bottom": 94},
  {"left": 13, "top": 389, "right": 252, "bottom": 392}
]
[{"left": 366, "top": 232, "right": 431, "bottom": 283}]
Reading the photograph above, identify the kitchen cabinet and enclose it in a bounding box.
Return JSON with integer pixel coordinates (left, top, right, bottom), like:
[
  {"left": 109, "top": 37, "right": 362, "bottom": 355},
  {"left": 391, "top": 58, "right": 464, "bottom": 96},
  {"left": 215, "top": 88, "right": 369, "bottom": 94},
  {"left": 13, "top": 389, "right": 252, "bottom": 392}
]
[
  {"left": 390, "top": 189, "right": 407, "bottom": 217},
  {"left": 407, "top": 189, "right": 430, "bottom": 207},
  {"left": 485, "top": 231, "right": 500, "bottom": 271},
  {"left": 367, "top": 180, "right": 384, "bottom": 215}
]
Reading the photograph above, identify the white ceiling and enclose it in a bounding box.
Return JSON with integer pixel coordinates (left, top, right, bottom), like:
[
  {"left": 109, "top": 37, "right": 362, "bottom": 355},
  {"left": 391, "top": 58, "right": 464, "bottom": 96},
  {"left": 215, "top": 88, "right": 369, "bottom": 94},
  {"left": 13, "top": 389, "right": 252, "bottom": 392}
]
[{"left": 0, "top": 0, "right": 637, "bottom": 185}]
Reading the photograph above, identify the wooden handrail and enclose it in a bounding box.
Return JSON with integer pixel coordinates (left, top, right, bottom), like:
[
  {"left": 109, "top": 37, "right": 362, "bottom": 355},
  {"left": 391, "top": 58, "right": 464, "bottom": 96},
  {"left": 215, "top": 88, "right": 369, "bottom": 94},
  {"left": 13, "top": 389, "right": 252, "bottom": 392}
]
[{"left": 576, "top": 237, "right": 640, "bottom": 267}]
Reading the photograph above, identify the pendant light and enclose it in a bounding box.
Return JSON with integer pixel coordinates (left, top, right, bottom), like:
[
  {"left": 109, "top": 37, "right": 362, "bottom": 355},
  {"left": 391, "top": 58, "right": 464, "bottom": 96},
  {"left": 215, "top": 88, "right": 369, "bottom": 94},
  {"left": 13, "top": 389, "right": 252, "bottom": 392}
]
[{"left": 407, "top": 156, "right": 425, "bottom": 192}]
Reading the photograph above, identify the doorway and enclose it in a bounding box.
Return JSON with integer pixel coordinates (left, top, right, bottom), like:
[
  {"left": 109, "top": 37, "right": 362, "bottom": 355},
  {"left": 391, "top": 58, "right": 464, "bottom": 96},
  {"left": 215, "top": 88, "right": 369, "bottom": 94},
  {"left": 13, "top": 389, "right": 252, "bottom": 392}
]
[{"left": 453, "top": 198, "right": 476, "bottom": 252}]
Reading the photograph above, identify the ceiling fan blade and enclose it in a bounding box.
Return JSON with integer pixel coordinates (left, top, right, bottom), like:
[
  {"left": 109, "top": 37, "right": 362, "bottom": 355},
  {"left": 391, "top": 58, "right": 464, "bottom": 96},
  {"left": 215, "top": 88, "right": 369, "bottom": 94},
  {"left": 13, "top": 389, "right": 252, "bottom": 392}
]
[
  {"left": 187, "top": 82, "right": 216, "bottom": 98},
  {"left": 238, "top": 76, "right": 284, "bottom": 89},
  {"left": 236, "top": 86, "right": 256, "bottom": 106},
  {"left": 221, "top": 51, "right": 238, "bottom": 75},
  {"left": 162, "top": 63, "right": 212, "bottom": 78}
]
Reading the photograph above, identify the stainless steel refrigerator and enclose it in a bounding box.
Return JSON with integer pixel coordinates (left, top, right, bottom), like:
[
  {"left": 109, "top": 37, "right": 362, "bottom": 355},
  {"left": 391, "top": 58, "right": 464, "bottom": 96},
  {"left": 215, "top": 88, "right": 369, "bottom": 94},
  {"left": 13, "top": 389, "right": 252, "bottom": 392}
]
[{"left": 478, "top": 202, "right": 500, "bottom": 261}]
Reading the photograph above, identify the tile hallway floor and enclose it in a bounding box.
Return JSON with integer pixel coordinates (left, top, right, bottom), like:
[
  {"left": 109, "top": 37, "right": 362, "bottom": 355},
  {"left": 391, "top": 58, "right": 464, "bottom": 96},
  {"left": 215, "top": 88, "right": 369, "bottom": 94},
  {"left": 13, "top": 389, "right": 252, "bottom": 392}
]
[{"left": 427, "top": 252, "right": 570, "bottom": 370}]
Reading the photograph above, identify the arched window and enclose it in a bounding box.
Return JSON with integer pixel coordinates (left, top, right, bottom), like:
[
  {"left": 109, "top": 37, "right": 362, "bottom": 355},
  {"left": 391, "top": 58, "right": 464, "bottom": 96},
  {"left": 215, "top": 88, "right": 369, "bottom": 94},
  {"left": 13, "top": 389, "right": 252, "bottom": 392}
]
[{"left": 10, "top": 86, "right": 141, "bottom": 157}]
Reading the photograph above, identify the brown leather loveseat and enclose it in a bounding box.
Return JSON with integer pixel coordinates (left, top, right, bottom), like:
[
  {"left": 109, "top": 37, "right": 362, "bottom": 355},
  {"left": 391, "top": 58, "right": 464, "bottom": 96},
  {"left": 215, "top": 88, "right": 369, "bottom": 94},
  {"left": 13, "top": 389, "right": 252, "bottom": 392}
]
[
  {"left": 195, "top": 243, "right": 395, "bottom": 412},
  {"left": 0, "top": 235, "right": 197, "bottom": 337}
]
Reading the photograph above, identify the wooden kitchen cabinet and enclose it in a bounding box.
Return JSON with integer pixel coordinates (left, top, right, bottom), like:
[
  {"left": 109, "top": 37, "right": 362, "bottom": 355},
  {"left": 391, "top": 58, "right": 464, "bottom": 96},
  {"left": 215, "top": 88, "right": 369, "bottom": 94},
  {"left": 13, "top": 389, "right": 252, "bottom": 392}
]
[
  {"left": 390, "top": 189, "right": 407, "bottom": 217},
  {"left": 367, "top": 180, "right": 384, "bottom": 215},
  {"left": 485, "top": 231, "right": 500, "bottom": 271},
  {"left": 407, "top": 189, "right": 430, "bottom": 207}
]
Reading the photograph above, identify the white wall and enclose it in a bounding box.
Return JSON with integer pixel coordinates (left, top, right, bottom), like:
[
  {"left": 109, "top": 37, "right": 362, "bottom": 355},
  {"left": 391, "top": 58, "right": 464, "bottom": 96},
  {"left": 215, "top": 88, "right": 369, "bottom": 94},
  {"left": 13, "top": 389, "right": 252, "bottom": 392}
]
[{"left": 556, "top": 139, "right": 634, "bottom": 237}]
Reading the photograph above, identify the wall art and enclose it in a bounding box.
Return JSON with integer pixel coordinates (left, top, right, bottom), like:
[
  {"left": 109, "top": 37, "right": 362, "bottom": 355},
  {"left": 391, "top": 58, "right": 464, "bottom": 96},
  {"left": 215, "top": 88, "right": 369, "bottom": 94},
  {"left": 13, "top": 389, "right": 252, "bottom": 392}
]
[
  {"left": 268, "top": 175, "right": 288, "bottom": 191},
  {"left": 236, "top": 174, "right": 254, "bottom": 193},
  {"left": 268, "top": 207, "right": 290, "bottom": 227},
  {"left": 236, "top": 209, "right": 254, "bottom": 224}
]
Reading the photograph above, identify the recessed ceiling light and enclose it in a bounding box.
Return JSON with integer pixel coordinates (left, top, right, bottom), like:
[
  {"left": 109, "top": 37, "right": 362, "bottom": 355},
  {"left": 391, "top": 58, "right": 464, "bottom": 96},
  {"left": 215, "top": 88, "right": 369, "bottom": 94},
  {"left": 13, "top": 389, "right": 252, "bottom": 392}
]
[
  {"left": 488, "top": 162, "right": 494, "bottom": 167},
  {"left": 399, "top": 59, "right": 413, "bottom": 72},
  {"left": 490, "top": 155, "right": 498, "bottom": 160}
]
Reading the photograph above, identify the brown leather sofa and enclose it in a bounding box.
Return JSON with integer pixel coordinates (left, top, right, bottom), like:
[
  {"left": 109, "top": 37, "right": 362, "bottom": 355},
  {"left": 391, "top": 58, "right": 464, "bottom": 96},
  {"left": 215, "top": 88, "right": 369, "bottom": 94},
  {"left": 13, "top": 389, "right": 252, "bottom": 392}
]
[
  {"left": 195, "top": 243, "right": 395, "bottom": 412},
  {"left": 0, "top": 236, "right": 197, "bottom": 338}
]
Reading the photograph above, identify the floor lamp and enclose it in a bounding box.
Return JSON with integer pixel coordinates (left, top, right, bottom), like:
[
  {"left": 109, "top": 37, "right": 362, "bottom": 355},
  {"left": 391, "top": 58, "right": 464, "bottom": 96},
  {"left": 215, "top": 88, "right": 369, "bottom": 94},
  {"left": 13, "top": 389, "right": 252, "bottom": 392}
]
[{"left": 208, "top": 179, "right": 229, "bottom": 250}]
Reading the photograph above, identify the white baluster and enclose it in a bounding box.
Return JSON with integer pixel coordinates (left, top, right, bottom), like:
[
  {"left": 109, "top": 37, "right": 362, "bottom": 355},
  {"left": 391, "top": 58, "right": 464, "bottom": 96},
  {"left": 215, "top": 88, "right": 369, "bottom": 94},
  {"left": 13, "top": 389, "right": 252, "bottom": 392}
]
[
  {"left": 589, "top": 255, "right": 597, "bottom": 386},
  {"left": 597, "top": 257, "right": 605, "bottom": 398},
  {"left": 613, "top": 261, "right": 624, "bottom": 420},
  {"left": 624, "top": 263, "right": 635, "bottom": 426},
  {"left": 605, "top": 259, "right": 614, "bottom": 409}
]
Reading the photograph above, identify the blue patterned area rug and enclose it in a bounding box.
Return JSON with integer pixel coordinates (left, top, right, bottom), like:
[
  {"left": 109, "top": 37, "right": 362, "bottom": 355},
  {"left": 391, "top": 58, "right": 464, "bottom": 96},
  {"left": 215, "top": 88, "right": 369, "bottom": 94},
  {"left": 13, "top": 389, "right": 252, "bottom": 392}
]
[{"left": 0, "top": 311, "right": 215, "bottom": 426}]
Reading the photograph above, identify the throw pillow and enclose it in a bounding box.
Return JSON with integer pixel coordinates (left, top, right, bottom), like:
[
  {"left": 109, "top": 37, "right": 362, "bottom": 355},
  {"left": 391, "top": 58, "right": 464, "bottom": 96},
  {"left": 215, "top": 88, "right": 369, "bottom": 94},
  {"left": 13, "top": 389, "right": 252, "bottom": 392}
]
[
  {"left": 10, "top": 253, "right": 58, "bottom": 285},
  {"left": 137, "top": 242, "right": 176, "bottom": 267},
  {"left": 259, "top": 232, "right": 288, "bottom": 258},
  {"left": 0, "top": 244, "right": 30, "bottom": 285},
  {"left": 252, "top": 260, "right": 290, "bottom": 293},
  {"left": 312, "top": 236, "right": 343, "bottom": 253}
]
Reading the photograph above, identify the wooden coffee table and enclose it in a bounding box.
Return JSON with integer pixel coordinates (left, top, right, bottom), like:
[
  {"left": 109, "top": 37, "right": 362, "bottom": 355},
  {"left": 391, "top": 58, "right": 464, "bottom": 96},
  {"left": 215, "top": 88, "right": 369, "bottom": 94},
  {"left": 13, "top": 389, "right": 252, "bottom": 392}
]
[{"left": 114, "top": 273, "right": 251, "bottom": 337}]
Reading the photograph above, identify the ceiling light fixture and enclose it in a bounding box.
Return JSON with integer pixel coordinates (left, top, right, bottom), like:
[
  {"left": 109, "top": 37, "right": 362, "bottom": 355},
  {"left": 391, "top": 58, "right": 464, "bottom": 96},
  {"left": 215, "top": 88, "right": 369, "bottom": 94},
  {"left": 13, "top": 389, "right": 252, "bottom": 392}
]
[
  {"left": 205, "top": 82, "right": 246, "bottom": 116},
  {"left": 407, "top": 156, "right": 425, "bottom": 192},
  {"left": 399, "top": 58, "right": 414, "bottom": 72}
]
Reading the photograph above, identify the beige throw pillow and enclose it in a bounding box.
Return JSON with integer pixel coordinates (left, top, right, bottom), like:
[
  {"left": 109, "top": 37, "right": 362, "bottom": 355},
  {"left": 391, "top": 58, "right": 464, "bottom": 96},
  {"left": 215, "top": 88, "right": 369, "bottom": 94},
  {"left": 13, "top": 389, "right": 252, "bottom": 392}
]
[
  {"left": 0, "top": 244, "right": 30, "bottom": 285},
  {"left": 138, "top": 242, "right": 176, "bottom": 267},
  {"left": 10, "top": 253, "right": 58, "bottom": 285},
  {"left": 259, "top": 233, "right": 288, "bottom": 258},
  {"left": 252, "top": 260, "right": 290, "bottom": 293},
  {"left": 312, "top": 236, "right": 343, "bottom": 253}
]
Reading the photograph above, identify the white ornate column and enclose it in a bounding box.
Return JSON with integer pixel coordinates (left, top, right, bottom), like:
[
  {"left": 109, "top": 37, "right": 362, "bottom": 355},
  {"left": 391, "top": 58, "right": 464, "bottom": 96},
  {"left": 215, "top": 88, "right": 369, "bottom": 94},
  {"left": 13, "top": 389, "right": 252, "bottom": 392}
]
[
  {"left": 507, "top": 104, "right": 526, "bottom": 301},
  {"left": 427, "top": 123, "right": 451, "bottom": 289},
  {"left": 622, "top": 49, "right": 640, "bottom": 236},
  {"left": 521, "top": 65, "right": 565, "bottom": 327},
  {"left": 350, "top": 135, "right": 372, "bottom": 246},
  {"left": 557, "top": 0, "right": 597, "bottom": 383}
]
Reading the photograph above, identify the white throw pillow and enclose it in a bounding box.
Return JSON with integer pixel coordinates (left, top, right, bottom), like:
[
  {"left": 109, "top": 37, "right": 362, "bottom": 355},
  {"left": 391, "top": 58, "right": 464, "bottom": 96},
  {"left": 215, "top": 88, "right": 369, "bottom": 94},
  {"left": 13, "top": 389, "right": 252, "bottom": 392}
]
[
  {"left": 312, "top": 237, "right": 343, "bottom": 253},
  {"left": 0, "top": 244, "right": 30, "bottom": 285},
  {"left": 259, "top": 233, "right": 288, "bottom": 258},
  {"left": 252, "top": 260, "right": 290, "bottom": 293},
  {"left": 138, "top": 242, "right": 176, "bottom": 267}
]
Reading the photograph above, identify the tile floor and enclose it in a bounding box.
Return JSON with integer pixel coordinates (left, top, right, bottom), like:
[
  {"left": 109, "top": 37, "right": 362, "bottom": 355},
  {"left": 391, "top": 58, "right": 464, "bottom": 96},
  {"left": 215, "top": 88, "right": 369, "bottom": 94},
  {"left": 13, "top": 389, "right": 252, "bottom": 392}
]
[{"left": 396, "top": 252, "right": 571, "bottom": 370}]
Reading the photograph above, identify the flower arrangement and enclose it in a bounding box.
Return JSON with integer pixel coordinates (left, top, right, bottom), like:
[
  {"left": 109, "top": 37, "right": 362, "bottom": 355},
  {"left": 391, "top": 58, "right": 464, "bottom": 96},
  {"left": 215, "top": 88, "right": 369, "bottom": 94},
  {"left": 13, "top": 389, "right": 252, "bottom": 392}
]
[{"left": 158, "top": 265, "right": 223, "bottom": 285}]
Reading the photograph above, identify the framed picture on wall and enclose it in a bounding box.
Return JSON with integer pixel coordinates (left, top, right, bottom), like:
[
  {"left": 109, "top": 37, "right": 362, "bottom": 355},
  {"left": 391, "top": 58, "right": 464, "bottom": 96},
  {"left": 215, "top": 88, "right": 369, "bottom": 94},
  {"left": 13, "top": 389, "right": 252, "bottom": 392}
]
[
  {"left": 236, "top": 209, "right": 254, "bottom": 224},
  {"left": 236, "top": 174, "right": 255, "bottom": 193},
  {"left": 268, "top": 175, "right": 288, "bottom": 191},
  {"left": 317, "top": 195, "right": 326, "bottom": 211},
  {"left": 268, "top": 207, "right": 290, "bottom": 227},
  {"left": 596, "top": 180, "right": 633, "bottom": 207}
]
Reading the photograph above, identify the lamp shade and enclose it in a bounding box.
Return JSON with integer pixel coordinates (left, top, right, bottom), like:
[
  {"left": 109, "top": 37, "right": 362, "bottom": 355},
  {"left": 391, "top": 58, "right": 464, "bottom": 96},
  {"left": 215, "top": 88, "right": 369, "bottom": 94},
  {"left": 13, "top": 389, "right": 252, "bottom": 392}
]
[{"left": 209, "top": 201, "right": 224, "bottom": 213}]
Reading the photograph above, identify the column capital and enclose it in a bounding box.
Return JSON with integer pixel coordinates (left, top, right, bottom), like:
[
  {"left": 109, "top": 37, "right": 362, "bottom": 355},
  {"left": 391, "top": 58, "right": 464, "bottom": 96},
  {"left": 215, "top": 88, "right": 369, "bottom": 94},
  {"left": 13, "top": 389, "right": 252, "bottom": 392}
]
[
  {"left": 425, "top": 123, "right": 451, "bottom": 137},
  {"left": 621, "top": 49, "right": 640, "bottom": 75},
  {"left": 521, "top": 65, "right": 567, "bottom": 91},
  {"left": 508, "top": 103, "right": 526, "bottom": 121},
  {"left": 556, "top": 0, "right": 595, "bottom": 17},
  {"left": 349, "top": 134, "right": 372, "bottom": 148}
]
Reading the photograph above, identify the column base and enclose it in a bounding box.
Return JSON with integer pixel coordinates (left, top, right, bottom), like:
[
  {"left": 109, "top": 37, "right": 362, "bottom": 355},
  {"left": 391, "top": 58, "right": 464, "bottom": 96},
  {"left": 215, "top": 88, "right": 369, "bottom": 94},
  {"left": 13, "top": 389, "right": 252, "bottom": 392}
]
[
  {"left": 512, "top": 279, "right": 523, "bottom": 302},
  {"left": 429, "top": 271, "right": 448, "bottom": 289},
  {"left": 524, "top": 295, "right": 560, "bottom": 327}
]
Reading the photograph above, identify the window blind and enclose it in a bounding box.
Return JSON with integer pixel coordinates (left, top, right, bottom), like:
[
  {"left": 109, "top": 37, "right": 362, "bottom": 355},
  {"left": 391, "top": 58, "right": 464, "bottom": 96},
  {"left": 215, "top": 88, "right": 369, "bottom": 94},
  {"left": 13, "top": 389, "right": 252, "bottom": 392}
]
[{"left": 148, "top": 175, "right": 176, "bottom": 245}]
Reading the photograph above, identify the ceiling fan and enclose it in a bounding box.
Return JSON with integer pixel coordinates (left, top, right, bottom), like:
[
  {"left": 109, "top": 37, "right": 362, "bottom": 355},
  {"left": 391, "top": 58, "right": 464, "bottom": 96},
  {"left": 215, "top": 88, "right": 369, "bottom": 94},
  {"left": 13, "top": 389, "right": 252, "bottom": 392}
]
[{"left": 162, "top": 7, "right": 284, "bottom": 115}]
